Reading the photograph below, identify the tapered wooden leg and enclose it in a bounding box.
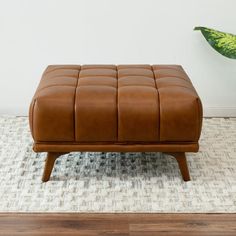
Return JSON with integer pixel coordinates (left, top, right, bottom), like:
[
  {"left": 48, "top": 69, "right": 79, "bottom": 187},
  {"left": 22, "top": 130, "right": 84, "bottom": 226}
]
[
  {"left": 42, "top": 152, "right": 63, "bottom": 182},
  {"left": 165, "top": 152, "right": 191, "bottom": 181}
]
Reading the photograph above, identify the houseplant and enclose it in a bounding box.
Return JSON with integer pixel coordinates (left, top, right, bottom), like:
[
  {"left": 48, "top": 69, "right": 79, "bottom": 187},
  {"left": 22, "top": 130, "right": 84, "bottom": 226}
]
[{"left": 194, "top": 26, "right": 236, "bottom": 59}]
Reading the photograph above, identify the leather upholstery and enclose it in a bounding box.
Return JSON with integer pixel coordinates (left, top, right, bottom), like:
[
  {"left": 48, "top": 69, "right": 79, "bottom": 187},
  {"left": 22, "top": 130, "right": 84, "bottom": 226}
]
[{"left": 29, "top": 65, "right": 202, "bottom": 151}]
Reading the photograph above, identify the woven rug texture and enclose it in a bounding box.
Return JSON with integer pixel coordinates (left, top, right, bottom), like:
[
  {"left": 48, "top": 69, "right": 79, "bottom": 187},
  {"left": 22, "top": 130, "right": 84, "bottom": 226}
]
[{"left": 0, "top": 116, "right": 236, "bottom": 212}]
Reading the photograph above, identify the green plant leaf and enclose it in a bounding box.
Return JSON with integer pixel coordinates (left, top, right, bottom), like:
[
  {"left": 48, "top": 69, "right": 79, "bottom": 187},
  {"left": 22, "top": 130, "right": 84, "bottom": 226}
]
[{"left": 194, "top": 26, "right": 236, "bottom": 59}]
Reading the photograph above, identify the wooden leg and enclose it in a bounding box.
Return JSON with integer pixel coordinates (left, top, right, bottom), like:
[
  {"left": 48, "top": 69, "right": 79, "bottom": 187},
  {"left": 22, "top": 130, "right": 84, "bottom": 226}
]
[
  {"left": 165, "top": 152, "right": 191, "bottom": 181},
  {"left": 42, "top": 152, "right": 64, "bottom": 182}
]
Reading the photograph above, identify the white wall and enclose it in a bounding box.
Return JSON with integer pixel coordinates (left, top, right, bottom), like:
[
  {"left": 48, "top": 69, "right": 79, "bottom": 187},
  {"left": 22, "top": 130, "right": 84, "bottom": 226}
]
[{"left": 1, "top": 0, "right": 236, "bottom": 116}]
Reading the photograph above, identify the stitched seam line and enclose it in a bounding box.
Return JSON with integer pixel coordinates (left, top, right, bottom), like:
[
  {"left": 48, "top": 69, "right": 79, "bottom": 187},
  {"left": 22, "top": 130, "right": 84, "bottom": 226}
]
[
  {"left": 81, "top": 68, "right": 117, "bottom": 71},
  {"left": 155, "top": 75, "right": 188, "bottom": 81},
  {"left": 195, "top": 98, "right": 200, "bottom": 141},
  {"left": 74, "top": 68, "right": 81, "bottom": 141},
  {"left": 151, "top": 66, "right": 160, "bottom": 141},
  {"left": 157, "top": 85, "right": 195, "bottom": 91},
  {"left": 119, "top": 75, "right": 153, "bottom": 79},
  {"left": 116, "top": 65, "right": 118, "bottom": 141},
  {"left": 196, "top": 97, "right": 203, "bottom": 140},
  {"left": 31, "top": 98, "right": 36, "bottom": 140},
  {"left": 80, "top": 75, "right": 117, "bottom": 78},
  {"left": 35, "top": 141, "right": 198, "bottom": 145},
  {"left": 44, "top": 67, "right": 79, "bottom": 75},
  {"left": 153, "top": 67, "right": 182, "bottom": 73},
  {"left": 37, "top": 84, "right": 77, "bottom": 92},
  {"left": 43, "top": 75, "right": 78, "bottom": 79}
]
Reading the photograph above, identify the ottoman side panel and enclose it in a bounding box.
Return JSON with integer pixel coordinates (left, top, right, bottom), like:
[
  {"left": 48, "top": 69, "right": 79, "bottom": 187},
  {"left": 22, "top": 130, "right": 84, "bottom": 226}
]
[
  {"left": 159, "top": 87, "right": 202, "bottom": 142},
  {"left": 32, "top": 87, "right": 76, "bottom": 142},
  {"left": 29, "top": 65, "right": 80, "bottom": 142},
  {"left": 153, "top": 65, "right": 203, "bottom": 142}
]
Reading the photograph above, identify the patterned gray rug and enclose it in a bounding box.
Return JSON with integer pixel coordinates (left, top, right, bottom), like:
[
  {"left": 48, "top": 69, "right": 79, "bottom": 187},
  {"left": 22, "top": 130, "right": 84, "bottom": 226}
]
[{"left": 0, "top": 116, "right": 236, "bottom": 212}]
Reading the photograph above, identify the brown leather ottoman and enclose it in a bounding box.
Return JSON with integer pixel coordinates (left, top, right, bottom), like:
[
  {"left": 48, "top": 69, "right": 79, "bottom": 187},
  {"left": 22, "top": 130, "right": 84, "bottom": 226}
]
[{"left": 29, "top": 65, "right": 203, "bottom": 182}]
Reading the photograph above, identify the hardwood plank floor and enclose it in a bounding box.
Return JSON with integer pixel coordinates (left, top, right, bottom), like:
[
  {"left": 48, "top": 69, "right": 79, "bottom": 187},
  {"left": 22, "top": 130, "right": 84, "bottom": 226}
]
[{"left": 0, "top": 214, "right": 235, "bottom": 236}]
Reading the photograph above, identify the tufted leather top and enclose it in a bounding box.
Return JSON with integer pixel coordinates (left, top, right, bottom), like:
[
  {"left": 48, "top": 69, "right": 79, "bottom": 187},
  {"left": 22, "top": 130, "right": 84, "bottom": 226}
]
[{"left": 29, "top": 65, "right": 202, "bottom": 144}]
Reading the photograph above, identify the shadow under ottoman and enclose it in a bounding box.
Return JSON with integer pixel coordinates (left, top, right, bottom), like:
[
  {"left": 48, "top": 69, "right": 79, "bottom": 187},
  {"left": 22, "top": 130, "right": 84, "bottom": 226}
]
[{"left": 29, "top": 64, "right": 203, "bottom": 182}]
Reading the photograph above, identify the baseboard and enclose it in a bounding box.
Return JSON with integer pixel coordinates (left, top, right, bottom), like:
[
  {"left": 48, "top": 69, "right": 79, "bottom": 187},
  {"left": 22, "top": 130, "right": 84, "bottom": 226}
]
[
  {"left": 203, "top": 106, "right": 236, "bottom": 117},
  {"left": 0, "top": 106, "right": 236, "bottom": 118}
]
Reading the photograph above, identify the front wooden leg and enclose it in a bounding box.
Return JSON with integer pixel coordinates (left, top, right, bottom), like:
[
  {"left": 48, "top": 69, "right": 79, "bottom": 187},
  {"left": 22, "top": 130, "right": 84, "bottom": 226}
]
[
  {"left": 42, "top": 152, "right": 63, "bottom": 182},
  {"left": 165, "top": 152, "right": 191, "bottom": 181}
]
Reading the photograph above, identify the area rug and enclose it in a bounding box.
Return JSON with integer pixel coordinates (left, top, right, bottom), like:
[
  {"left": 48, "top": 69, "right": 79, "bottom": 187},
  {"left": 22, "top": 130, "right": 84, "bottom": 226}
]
[{"left": 0, "top": 116, "right": 236, "bottom": 212}]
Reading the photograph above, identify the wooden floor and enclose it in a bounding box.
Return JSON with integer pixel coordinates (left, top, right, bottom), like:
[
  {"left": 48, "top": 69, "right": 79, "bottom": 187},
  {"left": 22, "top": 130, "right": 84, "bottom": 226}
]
[{"left": 0, "top": 214, "right": 236, "bottom": 235}]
